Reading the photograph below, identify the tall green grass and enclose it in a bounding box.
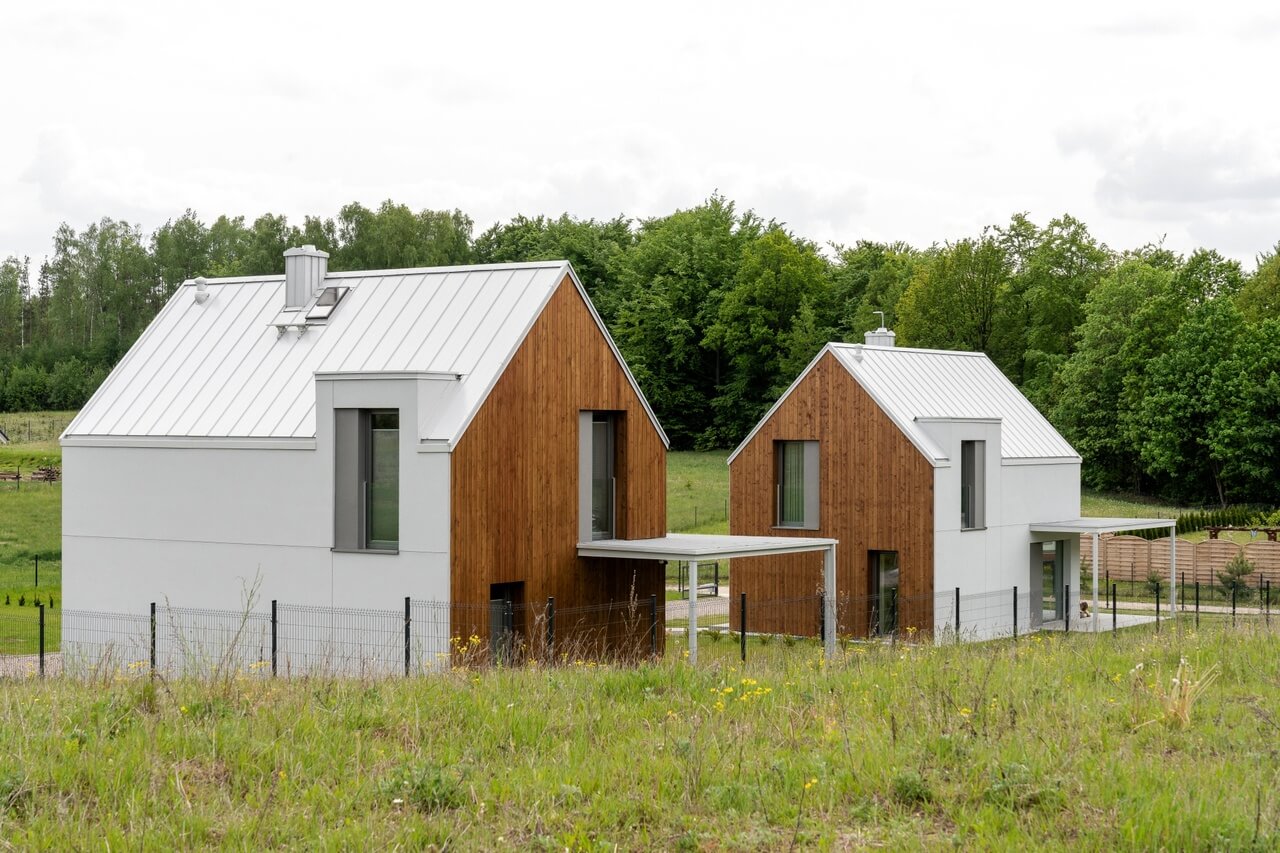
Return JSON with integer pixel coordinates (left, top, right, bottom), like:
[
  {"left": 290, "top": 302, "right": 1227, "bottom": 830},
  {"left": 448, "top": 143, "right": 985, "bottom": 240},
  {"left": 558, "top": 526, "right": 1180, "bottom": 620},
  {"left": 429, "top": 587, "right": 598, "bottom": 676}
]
[
  {"left": 667, "top": 450, "right": 730, "bottom": 534},
  {"left": 0, "top": 621, "right": 1277, "bottom": 848}
]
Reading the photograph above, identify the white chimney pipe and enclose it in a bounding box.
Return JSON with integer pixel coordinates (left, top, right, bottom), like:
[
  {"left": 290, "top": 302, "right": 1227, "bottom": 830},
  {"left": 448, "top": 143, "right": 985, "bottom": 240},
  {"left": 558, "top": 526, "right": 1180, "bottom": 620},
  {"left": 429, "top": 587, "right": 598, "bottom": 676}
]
[
  {"left": 283, "top": 245, "right": 329, "bottom": 309},
  {"left": 864, "top": 326, "right": 896, "bottom": 347}
]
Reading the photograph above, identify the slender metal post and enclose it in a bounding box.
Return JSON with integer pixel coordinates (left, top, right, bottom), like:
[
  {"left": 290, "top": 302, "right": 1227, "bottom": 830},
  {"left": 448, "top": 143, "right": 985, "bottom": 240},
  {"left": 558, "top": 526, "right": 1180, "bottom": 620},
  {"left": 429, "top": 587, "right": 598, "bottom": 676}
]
[
  {"left": 404, "top": 597, "right": 411, "bottom": 677},
  {"left": 271, "top": 599, "right": 278, "bottom": 677},
  {"left": 688, "top": 559, "right": 699, "bottom": 665},
  {"left": 38, "top": 603, "right": 45, "bottom": 677},
  {"left": 714, "top": 563, "right": 720, "bottom": 597},
  {"left": 34, "top": 555, "right": 38, "bottom": 589},
  {"left": 546, "top": 597, "right": 555, "bottom": 663},
  {"left": 1195, "top": 581, "right": 1200, "bottom": 629},
  {"left": 1012, "top": 586, "right": 1018, "bottom": 640},
  {"left": 649, "top": 594, "right": 657, "bottom": 659},
  {"left": 955, "top": 587, "right": 961, "bottom": 642},
  {"left": 149, "top": 602, "right": 157, "bottom": 674},
  {"left": 1232, "top": 584, "right": 1237, "bottom": 626},
  {"left": 1065, "top": 585, "right": 1070, "bottom": 634},
  {"left": 1155, "top": 582, "right": 1160, "bottom": 633},
  {"left": 823, "top": 544, "right": 837, "bottom": 660},
  {"left": 740, "top": 593, "right": 747, "bottom": 663},
  {"left": 1111, "top": 583, "right": 1117, "bottom": 633},
  {"left": 1169, "top": 523, "right": 1177, "bottom": 615}
]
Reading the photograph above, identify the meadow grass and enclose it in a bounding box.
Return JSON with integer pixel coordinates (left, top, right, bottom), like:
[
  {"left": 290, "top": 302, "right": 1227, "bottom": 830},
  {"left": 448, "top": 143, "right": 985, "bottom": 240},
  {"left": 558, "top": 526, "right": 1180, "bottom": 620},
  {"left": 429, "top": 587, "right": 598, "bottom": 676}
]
[
  {"left": 0, "top": 620, "right": 1277, "bottom": 848},
  {"left": 0, "top": 410, "right": 77, "bottom": 447},
  {"left": 667, "top": 451, "right": 730, "bottom": 535}
]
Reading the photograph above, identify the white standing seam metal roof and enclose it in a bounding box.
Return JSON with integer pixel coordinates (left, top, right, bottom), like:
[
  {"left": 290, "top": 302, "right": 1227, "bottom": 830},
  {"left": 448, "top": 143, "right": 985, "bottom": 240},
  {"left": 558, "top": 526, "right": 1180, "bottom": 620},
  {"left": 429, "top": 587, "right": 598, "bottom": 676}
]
[
  {"left": 728, "top": 342, "right": 1080, "bottom": 466},
  {"left": 63, "top": 261, "right": 668, "bottom": 448}
]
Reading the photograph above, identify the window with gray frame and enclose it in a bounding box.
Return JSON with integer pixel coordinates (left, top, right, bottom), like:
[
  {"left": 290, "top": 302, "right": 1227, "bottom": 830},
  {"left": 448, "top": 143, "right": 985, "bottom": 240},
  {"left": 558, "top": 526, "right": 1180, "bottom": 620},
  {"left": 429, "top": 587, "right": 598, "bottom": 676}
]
[
  {"left": 334, "top": 409, "right": 400, "bottom": 551},
  {"left": 579, "top": 411, "right": 617, "bottom": 541},
  {"left": 775, "top": 440, "right": 820, "bottom": 529},
  {"left": 960, "top": 439, "right": 985, "bottom": 530}
]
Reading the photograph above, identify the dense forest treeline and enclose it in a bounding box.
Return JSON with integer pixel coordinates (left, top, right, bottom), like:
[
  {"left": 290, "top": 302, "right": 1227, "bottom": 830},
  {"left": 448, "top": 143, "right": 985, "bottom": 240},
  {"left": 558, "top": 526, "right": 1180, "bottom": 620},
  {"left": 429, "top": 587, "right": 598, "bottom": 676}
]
[{"left": 2, "top": 196, "right": 1279, "bottom": 506}]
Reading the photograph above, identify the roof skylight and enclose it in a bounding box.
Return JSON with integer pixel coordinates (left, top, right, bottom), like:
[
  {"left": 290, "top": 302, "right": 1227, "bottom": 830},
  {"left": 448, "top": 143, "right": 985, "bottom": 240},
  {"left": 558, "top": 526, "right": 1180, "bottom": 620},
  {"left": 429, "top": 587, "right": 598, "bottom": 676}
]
[{"left": 305, "top": 286, "right": 349, "bottom": 321}]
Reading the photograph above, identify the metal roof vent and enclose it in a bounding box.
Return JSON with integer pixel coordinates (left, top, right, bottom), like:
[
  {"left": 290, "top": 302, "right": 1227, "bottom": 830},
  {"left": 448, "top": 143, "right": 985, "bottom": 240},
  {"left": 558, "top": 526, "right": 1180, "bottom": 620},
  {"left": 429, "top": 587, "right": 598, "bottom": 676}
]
[
  {"left": 283, "top": 245, "right": 329, "bottom": 309},
  {"left": 864, "top": 311, "right": 896, "bottom": 347},
  {"left": 193, "top": 277, "right": 211, "bottom": 305}
]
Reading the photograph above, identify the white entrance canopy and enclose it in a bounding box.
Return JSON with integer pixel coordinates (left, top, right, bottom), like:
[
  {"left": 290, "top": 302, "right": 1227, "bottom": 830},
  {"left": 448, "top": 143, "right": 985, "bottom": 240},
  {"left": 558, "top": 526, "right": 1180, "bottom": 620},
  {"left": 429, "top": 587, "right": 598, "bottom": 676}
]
[
  {"left": 579, "top": 533, "right": 838, "bottom": 663},
  {"left": 1030, "top": 518, "right": 1178, "bottom": 630}
]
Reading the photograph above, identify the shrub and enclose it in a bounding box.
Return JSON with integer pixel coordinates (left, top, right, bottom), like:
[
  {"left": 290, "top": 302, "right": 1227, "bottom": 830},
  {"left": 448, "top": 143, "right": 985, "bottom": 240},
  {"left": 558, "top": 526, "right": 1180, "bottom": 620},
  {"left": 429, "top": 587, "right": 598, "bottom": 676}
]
[
  {"left": 1217, "top": 554, "right": 1255, "bottom": 600},
  {"left": 16, "top": 595, "right": 23, "bottom": 607},
  {"left": 1144, "top": 570, "right": 1163, "bottom": 597}
]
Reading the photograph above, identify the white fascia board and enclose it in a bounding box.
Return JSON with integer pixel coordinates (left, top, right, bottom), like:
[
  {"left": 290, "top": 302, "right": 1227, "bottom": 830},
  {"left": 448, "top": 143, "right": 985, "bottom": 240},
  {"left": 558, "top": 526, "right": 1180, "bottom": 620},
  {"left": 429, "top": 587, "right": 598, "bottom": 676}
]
[
  {"left": 726, "top": 344, "right": 832, "bottom": 465},
  {"left": 448, "top": 262, "right": 671, "bottom": 450},
  {"left": 315, "top": 370, "right": 462, "bottom": 382},
  {"left": 416, "top": 440, "right": 453, "bottom": 454},
  {"left": 1002, "top": 455, "right": 1083, "bottom": 466},
  {"left": 914, "top": 416, "right": 1002, "bottom": 424},
  {"left": 60, "top": 435, "right": 316, "bottom": 450}
]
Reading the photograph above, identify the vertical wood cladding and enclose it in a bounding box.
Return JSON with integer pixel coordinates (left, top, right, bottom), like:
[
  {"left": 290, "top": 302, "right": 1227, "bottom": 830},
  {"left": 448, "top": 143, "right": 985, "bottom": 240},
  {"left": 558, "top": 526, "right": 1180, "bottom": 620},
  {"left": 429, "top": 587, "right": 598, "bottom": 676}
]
[
  {"left": 729, "top": 351, "right": 934, "bottom": 637},
  {"left": 450, "top": 275, "right": 667, "bottom": 654}
]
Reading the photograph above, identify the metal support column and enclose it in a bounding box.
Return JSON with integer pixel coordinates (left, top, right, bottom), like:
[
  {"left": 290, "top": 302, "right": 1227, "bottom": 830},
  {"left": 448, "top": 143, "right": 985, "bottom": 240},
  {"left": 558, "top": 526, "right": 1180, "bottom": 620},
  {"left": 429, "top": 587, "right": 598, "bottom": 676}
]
[
  {"left": 1091, "top": 532, "right": 1100, "bottom": 633},
  {"left": 688, "top": 559, "right": 699, "bottom": 665},
  {"left": 1170, "top": 525, "right": 1178, "bottom": 616},
  {"left": 823, "top": 545, "right": 837, "bottom": 660}
]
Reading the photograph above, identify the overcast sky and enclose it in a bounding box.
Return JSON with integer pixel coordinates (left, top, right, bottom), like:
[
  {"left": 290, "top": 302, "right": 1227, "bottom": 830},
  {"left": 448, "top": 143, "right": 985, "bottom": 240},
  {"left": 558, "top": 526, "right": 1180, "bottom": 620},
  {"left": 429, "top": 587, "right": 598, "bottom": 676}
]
[{"left": 2, "top": 1, "right": 1278, "bottom": 270}]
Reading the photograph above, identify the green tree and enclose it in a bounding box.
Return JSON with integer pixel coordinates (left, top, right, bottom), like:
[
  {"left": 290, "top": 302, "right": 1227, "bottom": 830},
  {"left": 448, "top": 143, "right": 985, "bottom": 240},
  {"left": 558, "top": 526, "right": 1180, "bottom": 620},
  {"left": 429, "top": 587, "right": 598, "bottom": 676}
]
[
  {"left": 1237, "top": 243, "right": 1280, "bottom": 319},
  {"left": 333, "top": 201, "right": 472, "bottom": 271},
  {"left": 705, "top": 228, "right": 831, "bottom": 442},
  {"left": 895, "top": 236, "right": 1011, "bottom": 355},
  {"left": 611, "top": 195, "right": 762, "bottom": 448},
  {"left": 151, "top": 210, "right": 212, "bottom": 298},
  {"left": 1138, "top": 297, "right": 1243, "bottom": 506},
  {"left": 1054, "top": 259, "right": 1177, "bottom": 492}
]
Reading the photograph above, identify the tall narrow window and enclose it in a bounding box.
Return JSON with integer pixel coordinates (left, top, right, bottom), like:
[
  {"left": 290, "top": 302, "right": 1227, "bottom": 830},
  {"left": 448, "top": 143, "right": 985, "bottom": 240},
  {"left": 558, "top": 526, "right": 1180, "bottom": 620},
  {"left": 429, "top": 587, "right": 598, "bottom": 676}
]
[
  {"left": 580, "top": 411, "right": 618, "bottom": 542},
  {"left": 960, "top": 439, "right": 985, "bottom": 530},
  {"left": 366, "top": 411, "right": 400, "bottom": 549},
  {"left": 775, "top": 440, "right": 820, "bottom": 529},
  {"left": 335, "top": 408, "right": 400, "bottom": 551}
]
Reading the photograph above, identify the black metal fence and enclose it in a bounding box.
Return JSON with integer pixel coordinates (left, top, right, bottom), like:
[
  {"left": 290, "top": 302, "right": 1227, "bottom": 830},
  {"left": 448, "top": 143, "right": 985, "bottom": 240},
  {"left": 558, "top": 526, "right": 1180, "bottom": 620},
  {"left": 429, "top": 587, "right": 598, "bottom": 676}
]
[{"left": 3, "top": 581, "right": 1269, "bottom": 678}]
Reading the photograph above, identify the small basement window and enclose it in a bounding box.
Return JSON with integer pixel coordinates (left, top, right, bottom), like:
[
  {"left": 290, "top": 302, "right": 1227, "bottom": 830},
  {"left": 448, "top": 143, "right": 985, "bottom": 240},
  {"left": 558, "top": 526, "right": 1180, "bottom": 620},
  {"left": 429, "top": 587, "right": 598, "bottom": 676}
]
[{"left": 306, "top": 286, "right": 349, "bottom": 321}]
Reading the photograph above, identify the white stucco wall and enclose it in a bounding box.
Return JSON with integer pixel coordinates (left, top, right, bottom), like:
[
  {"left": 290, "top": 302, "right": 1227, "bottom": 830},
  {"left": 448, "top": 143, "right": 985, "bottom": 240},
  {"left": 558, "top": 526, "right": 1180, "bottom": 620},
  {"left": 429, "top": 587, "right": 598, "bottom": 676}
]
[
  {"left": 918, "top": 418, "right": 1081, "bottom": 638},
  {"left": 62, "top": 375, "right": 452, "bottom": 619}
]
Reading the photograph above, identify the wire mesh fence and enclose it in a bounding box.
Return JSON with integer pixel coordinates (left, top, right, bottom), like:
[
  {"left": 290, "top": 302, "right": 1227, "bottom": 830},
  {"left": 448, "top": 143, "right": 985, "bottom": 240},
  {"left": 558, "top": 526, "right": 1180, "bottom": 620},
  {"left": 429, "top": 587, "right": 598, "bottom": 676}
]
[{"left": 5, "top": 579, "right": 1274, "bottom": 679}]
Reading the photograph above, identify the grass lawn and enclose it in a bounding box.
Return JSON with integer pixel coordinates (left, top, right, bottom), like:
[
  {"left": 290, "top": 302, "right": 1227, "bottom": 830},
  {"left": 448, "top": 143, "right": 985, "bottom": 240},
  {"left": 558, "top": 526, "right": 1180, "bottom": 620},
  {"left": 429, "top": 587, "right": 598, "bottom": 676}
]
[
  {"left": 667, "top": 450, "right": 730, "bottom": 534},
  {"left": 0, "top": 410, "right": 77, "bottom": 447},
  {"left": 0, "top": 620, "right": 1276, "bottom": 847}
]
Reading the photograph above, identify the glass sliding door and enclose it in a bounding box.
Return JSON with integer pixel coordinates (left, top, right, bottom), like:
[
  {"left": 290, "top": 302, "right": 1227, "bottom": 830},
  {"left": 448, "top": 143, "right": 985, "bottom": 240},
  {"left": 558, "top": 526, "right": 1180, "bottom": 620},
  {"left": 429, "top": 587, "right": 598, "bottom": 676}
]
[{"left": 870, "top": 551, "right": 900, "bottom": 636}]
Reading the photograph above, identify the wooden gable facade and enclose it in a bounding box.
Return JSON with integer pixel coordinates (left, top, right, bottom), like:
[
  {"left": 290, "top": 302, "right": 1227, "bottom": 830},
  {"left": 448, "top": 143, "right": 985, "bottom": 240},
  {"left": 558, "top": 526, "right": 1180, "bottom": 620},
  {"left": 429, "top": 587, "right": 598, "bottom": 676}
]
[
  {"left": 729, "top": 350, "right": 935, "bottom": 637},
  {"left": 450, "top": 274, "right": 667, "bottom": 656}
]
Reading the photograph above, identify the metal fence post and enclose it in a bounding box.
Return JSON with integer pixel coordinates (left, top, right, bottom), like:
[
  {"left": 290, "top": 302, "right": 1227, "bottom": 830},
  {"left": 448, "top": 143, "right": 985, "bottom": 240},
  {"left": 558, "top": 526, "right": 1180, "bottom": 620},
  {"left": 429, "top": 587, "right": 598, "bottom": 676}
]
[
  {"left": 1012, "top": 586, "right": 1018, "bottom": 640},
  {"left": 955, "top": 587, "right": 961, "bottom": 642},
  {"left": 1232, "top": 584, "right": 1237, "bottom": 627},
  {"left": 149, "top": 602, "right": 157, "bottom": 675},
  {"left": 1155, "top": 582, "right": 1160, "bottom": 633},
  {"left": 1195, "top": 581, "right": 1200, "bottom": 629},
  {"left": 37, "top": 603, "right": 45, "bottom": 677},
  {"left": 649, "top": 594, "right": 658, "bottom": 659},
  {"left": 714, "top": 563, "right": 720, "bottom": 597},
  {"left": 271, "top": 599, "right": 278, "bottom": 677},
  {"left": 1064, "top": 585, "right": 1070, "bottom": 634},
  {"left": 1111, "top": 583, "right": 1117, "bottom": 633},
  {"left": 819, "top": 591, "right": 827, "bottom": 647},
  {"left": 740, "top": 593, "right": 747, "bottom": 664},
  {"left": 546, "top": 597, "right": 555, "bottom": 663},
  {"left": 404, "top": 597, "right": 411, "bottom": 677}
]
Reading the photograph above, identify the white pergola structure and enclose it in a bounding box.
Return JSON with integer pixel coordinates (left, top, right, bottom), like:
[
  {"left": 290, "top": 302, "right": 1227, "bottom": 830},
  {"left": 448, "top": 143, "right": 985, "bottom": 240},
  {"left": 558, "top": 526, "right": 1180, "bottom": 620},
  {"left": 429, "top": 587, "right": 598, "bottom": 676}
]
[
  {"left": 578, "top": 533, "right": 838, "bottom": 663},
  {"left": 1030, "top": 517, "right": 1179, "bottom": 630}
]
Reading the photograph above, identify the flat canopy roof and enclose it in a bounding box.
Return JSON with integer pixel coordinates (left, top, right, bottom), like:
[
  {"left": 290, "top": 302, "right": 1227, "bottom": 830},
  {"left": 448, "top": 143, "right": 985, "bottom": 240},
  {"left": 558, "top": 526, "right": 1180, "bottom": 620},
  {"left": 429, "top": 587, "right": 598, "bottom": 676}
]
[
  {"left": 1030, "top": 517, "right": 1176, "bottom": 535},
  {"left": 578, "top": 533, "right": 837, "bottom": 562}
]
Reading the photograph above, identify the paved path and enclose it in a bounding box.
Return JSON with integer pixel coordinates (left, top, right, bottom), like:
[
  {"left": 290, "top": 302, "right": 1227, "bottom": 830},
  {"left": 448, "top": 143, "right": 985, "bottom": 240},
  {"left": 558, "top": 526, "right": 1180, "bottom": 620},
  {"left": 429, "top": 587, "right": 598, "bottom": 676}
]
[{"left": 0, "top": 652, "right": 61, "bottom": 677}]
